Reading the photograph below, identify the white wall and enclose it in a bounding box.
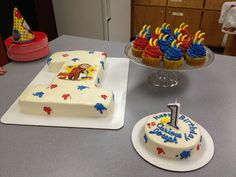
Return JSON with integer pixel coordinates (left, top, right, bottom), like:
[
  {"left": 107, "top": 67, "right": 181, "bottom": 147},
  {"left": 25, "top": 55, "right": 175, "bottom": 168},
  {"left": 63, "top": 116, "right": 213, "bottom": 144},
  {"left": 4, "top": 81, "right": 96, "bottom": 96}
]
[
  {"left": 109, "top": 0, "right": 131, "bottom": 42},
  {"left": 52, "top": 0, "right": 104, "bottom": 40},
  {"left": 52, "top": 0, "right": 130, "bottom": 42}
]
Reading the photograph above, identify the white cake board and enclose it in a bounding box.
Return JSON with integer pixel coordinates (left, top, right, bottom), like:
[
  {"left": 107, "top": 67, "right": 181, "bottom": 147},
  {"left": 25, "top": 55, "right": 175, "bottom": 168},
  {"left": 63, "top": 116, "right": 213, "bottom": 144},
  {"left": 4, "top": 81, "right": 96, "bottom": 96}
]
[
  {"left": 131, "top": 117, "right": 214, "bottom": 172},
  {"left": 1, "top": 57, "right": 129, "bottom": 130}
]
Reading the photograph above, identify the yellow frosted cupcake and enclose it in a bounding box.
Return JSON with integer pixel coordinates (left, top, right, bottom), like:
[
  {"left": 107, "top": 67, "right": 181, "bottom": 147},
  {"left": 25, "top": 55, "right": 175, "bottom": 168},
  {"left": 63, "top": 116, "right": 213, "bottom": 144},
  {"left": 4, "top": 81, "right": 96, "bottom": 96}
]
[{"left": 163, "top": 40, "right": 184, "bottom": 70}]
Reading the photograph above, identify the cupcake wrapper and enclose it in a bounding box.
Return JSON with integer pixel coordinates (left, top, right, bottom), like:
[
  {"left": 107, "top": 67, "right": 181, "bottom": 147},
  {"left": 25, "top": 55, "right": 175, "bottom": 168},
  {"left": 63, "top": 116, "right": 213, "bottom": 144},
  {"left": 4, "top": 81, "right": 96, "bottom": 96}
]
[
  {"left": 186, "top": 54, "right": 206, "bottom": 67},
  {"left": 142, "top": 54, "right": 162, "bottom": 67},
  {"left": 163, "top": 57, "right": 184, "bottom": 69},
  {"left": 132, "top": 46, "right": 143, "bottom": 58}
]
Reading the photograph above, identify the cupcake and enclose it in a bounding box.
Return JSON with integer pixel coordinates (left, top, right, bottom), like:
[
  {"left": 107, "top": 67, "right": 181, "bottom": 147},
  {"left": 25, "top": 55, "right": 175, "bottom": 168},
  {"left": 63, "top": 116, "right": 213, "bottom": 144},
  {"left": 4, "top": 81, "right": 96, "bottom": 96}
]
[
  {"left": 179, "top": 22, "right": 190, "bottom": 36},
  {"left": 186, "top": 38, "right": 206, "bottom": 67},
  {"left": 161, "top": 23, "right": 171, "bottom": 36},
  {"left": 132, "top": 30, "right": 148, "bottom": 58},
  {"left": 136, "top": 25, "right": 152, "bottom": 40},
  {"left": 163, "top": 40, "right": 184, "bottom": 69},
  {"left": 152, "top": 27, "right": 162, "bottom": 40},
  {"left": 143, "top": 25, "right": 152, "bottom": 40},
  {"left": 176, "top": 33, "right": 191, "bottom": 54},
  {"left": 141, "top": 38, "right": 163, "bottom": 67},
  {"left": 157, "top": 34, "right": 170, "bottom": 53},
  {"left": 190, "top": 30, "right": 205, "bottom": 45},
  {"left": 168, "top": 28, "right": 181, "bottom": 44}
]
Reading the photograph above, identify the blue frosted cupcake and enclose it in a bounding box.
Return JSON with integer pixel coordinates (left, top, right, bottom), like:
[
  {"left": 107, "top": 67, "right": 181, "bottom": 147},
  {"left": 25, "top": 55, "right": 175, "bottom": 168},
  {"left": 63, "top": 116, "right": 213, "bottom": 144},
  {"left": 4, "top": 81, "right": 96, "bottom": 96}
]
[
  {"left": 186, "top": 38, "right": 206, "bottom": 67},
  {"left": 157, "top": 34, "right": 170, "bottom": 53},
  {"left": 136, "top": 25, "right": 152, "bottom": 40},
  {"left": 168, "top": 28, "right": 181, "bottom": 44},
  {"left": 161, "top": 23, "right": 171, "bottom": 36},
  {"left": 163, "top": 40, "right": 184, "bottom": 69}
]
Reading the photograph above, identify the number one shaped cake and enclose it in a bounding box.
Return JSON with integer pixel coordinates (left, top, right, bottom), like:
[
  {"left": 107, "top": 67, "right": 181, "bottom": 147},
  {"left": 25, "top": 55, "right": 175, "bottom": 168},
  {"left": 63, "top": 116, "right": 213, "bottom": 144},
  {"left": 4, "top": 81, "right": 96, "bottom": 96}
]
[{"left": 19, "top": 51, "right": 114, "bottom": 117}]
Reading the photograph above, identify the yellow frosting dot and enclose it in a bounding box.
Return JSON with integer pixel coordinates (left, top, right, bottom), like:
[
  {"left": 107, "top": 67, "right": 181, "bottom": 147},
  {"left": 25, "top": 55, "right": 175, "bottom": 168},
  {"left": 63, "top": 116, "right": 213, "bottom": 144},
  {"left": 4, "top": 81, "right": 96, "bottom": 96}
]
[{"left": 160, "top": 117, "right": 170, "bottom": 124}]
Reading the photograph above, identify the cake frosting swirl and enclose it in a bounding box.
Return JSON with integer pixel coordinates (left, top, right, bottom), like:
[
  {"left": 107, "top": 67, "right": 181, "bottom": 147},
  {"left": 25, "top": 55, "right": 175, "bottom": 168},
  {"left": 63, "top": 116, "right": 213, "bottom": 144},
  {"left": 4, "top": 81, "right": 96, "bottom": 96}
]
[
  {"left": 136, "top": 25, "right": 152, "bottom": 40},
  {"left": 164, "top": 44, "right": 183, "bottom": 61},
  {"left": 187, "top": 41, "right": 206, "bottom": 58},
  {"left": 142, "top": 40, "right": 162, "bottom": 58},
  {"left": 157, "top": 34, "right": 170, "bottom": 53},
  {"left": 168, "top": 32, "right": 181, "bottom": 44},
  {"left": 133, "top": 35, "right": 148, "bottom": 50},
  {"left": 161, "top": 23, "right": 171, "bottom": 35}
]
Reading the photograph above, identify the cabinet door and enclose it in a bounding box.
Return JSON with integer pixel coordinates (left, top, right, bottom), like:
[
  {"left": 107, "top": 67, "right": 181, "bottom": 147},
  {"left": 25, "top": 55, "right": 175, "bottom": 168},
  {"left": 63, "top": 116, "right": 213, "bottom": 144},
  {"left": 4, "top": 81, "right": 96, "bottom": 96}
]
[
  {"left": 132, "top": 6, "right": 166, "bottom": 38},
  {"left": 134, "top": 0, "right": 167, "bottom": 6},
  {"left": 200, "top": 10, "right": 224, "bottom": 47},
  {"left": 167, "top": 0, "right": 204, "bottom": 9},
  {"left": 166, "top": 8, "right": 202, "bottom": 35},
  {"left": 205, "top": 0, "right": 235, "bottom": 10}
]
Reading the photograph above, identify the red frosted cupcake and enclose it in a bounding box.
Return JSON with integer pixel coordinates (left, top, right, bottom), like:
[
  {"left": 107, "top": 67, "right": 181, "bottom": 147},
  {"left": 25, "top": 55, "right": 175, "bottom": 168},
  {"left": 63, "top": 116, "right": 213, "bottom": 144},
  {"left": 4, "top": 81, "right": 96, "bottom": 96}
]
[
  {"left": 179, "top": 22, "right": 190, "bottom": 36},
  {"left": 176, "top": 33, "right": 191, "bottom": 54},
  {"left": 132, "top": 30, "right": 149, "bottom": 58},
  {"left": 141, "top": 38, "right": 163, "bottom": 67},
  {"left": 152, "top": 27, "right": 162, "bottom": 40}
]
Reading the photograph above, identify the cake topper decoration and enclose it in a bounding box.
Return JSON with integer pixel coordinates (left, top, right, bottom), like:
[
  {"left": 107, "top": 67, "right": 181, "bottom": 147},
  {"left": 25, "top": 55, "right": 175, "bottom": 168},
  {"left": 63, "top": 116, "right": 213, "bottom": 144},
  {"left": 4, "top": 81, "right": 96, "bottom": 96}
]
[
  {"left": 12, "top": 7, "right": 34, "bottom": 43},
  {"left": 167, "top": 100, "right": 180, "bottom": 129}
]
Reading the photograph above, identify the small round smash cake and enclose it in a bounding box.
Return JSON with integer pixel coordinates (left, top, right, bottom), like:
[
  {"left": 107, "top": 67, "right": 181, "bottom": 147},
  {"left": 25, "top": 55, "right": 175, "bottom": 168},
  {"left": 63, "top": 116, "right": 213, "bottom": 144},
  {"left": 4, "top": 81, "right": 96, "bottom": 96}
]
[
  {"left": 143, "top": 103, "right": 202, "bottom": 160},
  {"left": 5, "top": 8, "right": 49, "bottom": 61}
]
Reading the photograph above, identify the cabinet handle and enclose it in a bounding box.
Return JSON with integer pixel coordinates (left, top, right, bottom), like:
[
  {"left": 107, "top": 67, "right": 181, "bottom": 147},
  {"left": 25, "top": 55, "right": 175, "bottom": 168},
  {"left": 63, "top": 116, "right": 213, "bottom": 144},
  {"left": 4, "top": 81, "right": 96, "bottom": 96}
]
[
  {"left": 170, "top": 0, "right": 182, "bottom": 2},
  {"left": 172, "top": 12, "right": 184, "bottom": 16}
]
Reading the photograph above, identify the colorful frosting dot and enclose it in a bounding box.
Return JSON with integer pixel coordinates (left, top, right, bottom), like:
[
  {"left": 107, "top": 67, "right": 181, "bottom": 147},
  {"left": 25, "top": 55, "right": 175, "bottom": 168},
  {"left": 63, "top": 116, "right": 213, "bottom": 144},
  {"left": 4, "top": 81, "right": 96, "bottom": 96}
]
[
  {"left": 77, "top": 85, "right": 89, "bottom": 91},
  {"left": 160, "top": 117, "right": 170, "bottom": 124},
  {"left": 62, "top": 53, "right": 69, "bottom": 57},
  {"left": 71, "top": 58, "right": 79, "bottom": 62},
  {"left": 94, "top": 103, "right": 107, "bottom": 114},
  {"left": 32, "top": 91, "right": 44, "bottom": 98},
  {"left": 43, "top": 106, "right": 52, "bottom": 115},
  {"left": 47, "top": 58, "right": 52, "bottom": 64}
]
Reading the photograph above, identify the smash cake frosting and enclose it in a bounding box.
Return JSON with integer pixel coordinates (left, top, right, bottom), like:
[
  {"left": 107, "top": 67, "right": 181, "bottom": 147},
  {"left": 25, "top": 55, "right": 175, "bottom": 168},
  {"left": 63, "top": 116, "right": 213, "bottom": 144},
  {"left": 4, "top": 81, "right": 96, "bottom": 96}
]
[
  {"left": 19, "top": 50, "right": 114, "bottom": 117},
  {"left": 144, "top": 111, "right": 202, "bottom": 160}
]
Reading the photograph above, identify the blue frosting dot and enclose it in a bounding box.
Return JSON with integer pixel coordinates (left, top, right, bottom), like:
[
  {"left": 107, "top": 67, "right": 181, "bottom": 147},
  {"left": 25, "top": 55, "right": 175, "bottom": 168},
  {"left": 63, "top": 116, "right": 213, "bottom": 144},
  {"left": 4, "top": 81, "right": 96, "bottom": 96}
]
[{"left": 47, "top": 58, "right": 52, "bottom": 64}]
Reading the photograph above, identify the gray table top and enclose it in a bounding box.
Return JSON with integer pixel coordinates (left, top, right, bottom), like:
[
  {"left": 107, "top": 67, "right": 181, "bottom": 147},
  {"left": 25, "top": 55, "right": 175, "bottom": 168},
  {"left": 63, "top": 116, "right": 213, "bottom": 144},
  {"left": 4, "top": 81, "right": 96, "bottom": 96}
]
[{"left": 1, "top": 35, "right": 236, "bottom": 177}]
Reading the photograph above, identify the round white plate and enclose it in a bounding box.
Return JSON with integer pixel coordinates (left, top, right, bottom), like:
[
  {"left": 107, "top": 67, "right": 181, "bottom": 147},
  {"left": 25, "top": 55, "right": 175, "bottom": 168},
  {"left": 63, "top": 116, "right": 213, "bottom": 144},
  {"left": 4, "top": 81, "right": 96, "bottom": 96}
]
[{"left": 131, "top": 117, "right": 214, "bottom": 172}]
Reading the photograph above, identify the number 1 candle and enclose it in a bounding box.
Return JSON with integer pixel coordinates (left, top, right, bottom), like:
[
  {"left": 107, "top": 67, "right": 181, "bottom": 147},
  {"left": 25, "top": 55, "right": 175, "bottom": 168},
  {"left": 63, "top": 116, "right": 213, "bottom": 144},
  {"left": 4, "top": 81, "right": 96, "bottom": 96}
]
[{"left": 167, "top": 100, "right": 180, "bottom": 129}]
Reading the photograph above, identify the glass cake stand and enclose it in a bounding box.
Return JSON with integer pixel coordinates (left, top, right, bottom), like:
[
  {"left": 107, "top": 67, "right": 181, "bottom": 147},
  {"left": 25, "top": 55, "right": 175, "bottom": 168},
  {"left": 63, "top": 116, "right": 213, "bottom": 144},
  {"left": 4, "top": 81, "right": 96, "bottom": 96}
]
[{"left": 124, "top": 42, "right": 214, "bottom": 88}]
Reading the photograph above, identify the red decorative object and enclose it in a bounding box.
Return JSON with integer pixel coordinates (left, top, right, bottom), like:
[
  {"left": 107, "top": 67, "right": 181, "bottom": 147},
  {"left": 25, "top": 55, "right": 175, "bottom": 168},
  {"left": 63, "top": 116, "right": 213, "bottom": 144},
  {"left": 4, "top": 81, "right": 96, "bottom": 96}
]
[
  {"left": 62, "top": 94, "right": 71, "bottom": 100},
  {"left": 101, "top": 94, "right": 108, "bottom": 100},
  {"left": 43, "top": 106, "right": 52, "bottom": 115},
  {"left": 48, "top": 84, "right": 58, "bottom": 89},
  {"left": 197, "top": 144, "right": 201, "bottom": 151},
  {"left": 147, "top": 121, "right": 156, "bottom": 128},
  {"left": 156, "top": 147, "right": 165, "bottom": 155},
  {"left": 5, "top": 31, "right": 49, "bottom": 62},
  {"left": 62, "top": 53, "right": 69, "bottom": 57}
]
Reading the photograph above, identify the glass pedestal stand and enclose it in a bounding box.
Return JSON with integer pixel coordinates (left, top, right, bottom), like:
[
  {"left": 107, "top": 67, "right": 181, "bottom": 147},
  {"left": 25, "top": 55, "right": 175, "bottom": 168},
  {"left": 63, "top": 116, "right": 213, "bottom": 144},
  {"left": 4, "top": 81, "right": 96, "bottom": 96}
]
[
  {"left": 148, "top": 71, "right": 179, "bottom": 87},
  {"left": 124, "top": 42, "right": 214, "bottom": 88}
]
